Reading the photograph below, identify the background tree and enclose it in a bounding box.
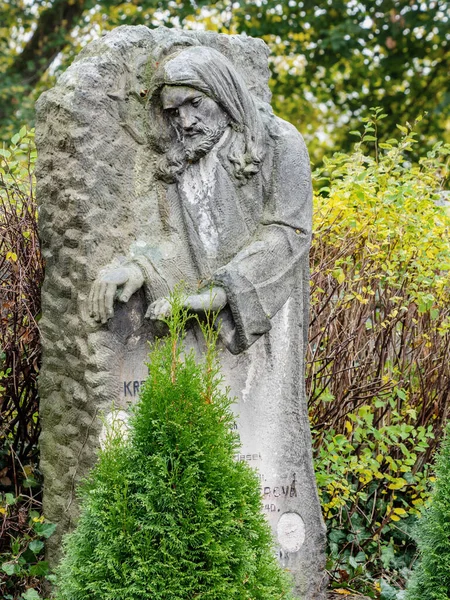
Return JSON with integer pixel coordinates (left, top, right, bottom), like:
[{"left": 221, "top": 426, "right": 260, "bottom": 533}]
[
  {"left": 1, "top": 0, "right": 448, "bottom": 161},
  {"left": 226, "top": 0, "right": 450, "bottom": 160}
]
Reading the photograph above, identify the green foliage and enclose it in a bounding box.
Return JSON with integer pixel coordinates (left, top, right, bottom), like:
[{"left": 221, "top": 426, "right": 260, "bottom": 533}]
[
  {"left": 405, "top": 423, "right": 450, "bottom": 600},
  {"left": 315, "top": 402, "right": 433, "bottom": 597},
  {"left": 2, "top": 113, "right": 450, "bottom": 597},
  {"left": 0, "top": 492, "right": 54, "bottom": 600},
  {"left": 221, "top": 1, "right": 450, "bottom": 161},
  {"left": 0, "top": 126, "right": 42, "bottom": 486},
  {"left": 0, "top": 128, "right": 46, "bottom": 599},
  {"left": 0, "top": 0, "right": 217, "bottom": 140},
  {"left": 55, "top": 295, "right": 293, "bottom": 600},
  {"left": 309, "top": 110, "right": 450, "bottom": 595},
  {"left": 1, "top": 1, "right": 449, "bottom": 161}
]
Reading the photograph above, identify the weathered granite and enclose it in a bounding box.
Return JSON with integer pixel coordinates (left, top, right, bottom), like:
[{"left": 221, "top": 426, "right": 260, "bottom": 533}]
[{"left": 36, "top": 25, "right": 327, "bottom": 599}]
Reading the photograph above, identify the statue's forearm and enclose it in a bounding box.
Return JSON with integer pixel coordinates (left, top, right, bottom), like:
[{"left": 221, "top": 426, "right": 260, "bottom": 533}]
[{"left": 185, "top": 287, "right": 227, "bottom": 313}]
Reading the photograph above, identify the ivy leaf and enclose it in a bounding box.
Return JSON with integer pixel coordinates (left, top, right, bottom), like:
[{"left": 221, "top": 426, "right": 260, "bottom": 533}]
[
  {"left": 32, "top": 522, "right": 56, "bottom": 539},
  {"left": 380, "top": 578, "right": 400, "bottom": 599},
  {"left": 29, "top": 561, "right": 49, "bottom": 577},
  {"left": 23, "top": 477, "right": 39, "bottom": 488},
  {"left": 21, "top": 590, "right": 41, "bottom": 600},
  {"left": 1, "top": 561, "right": 18, "bottom": 575},
  {"left": 29, "top": 540, "right": 44, "bottom": 554}
]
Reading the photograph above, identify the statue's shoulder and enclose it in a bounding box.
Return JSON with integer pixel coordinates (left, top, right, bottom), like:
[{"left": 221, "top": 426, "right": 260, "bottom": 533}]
[{"left": 269, "top": 115, "right": 309, "bottom": 160}]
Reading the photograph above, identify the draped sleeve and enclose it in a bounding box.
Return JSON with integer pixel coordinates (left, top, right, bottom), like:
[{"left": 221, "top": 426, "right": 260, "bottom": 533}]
[{"left": 212, "top": 119, "right": 312, "bottom": 354}]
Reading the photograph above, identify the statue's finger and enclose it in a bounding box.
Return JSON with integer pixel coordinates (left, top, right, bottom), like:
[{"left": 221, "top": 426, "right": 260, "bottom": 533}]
[
  {"left": 146, "top": 300, "right": 159, "bottom": 320},
  {"left": 88, "top": 282, "right": 96, "bottom": 318},
  {"left": 152, "top": 304, "right": 161, "bottom": 320},
  {"left": 154, "top": 300, "right": 170, "bottom": 320},
  {"left": 91, "top": 282, "right": 102, "bottom": 322},
  {"left": 163, "top": 301, "right": 172, "bottom": 318},
  {"left": 104, "top": 284, "right": 117, "bottom": 320},
  {"left": 119, "top": 279, "right": 136, "bottom": 303}
]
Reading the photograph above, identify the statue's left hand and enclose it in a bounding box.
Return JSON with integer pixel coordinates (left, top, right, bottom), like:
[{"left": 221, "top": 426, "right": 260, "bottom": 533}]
[
  {"left": 145, "top": 287, "right": 227, "bottom": 322},
  {"left": 145, "top": 297, "right": 172, "bottom": 322},
  {"left": 89, "top": 264, "right": 144, "bottom": 323}
]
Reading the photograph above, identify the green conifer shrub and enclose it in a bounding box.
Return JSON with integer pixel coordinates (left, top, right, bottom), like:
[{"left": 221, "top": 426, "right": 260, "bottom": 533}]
[
  {"left": 55, "top": 296, "right": 293, "bottom": 600},
  {"left": 405, "top": 423, "right": 450, "bottom": 600}
]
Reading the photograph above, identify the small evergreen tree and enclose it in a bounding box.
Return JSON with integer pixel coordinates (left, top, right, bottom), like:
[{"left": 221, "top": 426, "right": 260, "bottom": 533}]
[
  {"left": 405, "top": 423, "right": 450, "bottom": 600},
  {"left": 55, "top": 295, "right": 293, "bottom": 600}
]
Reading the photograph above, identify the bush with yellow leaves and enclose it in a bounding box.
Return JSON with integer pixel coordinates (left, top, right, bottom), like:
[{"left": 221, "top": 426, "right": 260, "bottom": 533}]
[{"left": 308, "top": 108, "right": 450, "bottom": 597}]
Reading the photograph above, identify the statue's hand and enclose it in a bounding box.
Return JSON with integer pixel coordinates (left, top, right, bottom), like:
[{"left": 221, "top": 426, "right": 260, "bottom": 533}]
[
  {"left": 89, "top": 264, "right": 144, "bottom": 323},
  {"left": 145, "top": 297, "right": 172, "bottom": 322}
]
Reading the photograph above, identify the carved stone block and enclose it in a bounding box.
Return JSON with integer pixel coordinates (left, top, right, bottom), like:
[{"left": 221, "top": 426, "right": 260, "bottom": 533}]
[{"left": 36, "top": 26, "right": 327, "bottom": 598}]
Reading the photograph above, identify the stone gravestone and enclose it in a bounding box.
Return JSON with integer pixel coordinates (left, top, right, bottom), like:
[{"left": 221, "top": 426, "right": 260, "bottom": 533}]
[{"left": 36, "top": 26, "right": 327, "bottom": 599}]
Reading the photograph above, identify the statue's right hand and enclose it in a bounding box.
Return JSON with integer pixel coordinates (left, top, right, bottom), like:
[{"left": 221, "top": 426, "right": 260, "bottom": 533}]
[{"left": 89, "top": 264, "right": 144, "bottom": 324}]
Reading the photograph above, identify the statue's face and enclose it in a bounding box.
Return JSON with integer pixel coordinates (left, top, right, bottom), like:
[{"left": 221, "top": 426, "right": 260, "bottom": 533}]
[{"left": 161, "top": 85, "right": 230, "bottom": 155}]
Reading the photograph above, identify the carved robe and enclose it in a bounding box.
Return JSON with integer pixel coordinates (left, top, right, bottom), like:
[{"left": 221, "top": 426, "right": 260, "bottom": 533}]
[{"left": 132, "top": 116, "right": 311, "bottom": 354}]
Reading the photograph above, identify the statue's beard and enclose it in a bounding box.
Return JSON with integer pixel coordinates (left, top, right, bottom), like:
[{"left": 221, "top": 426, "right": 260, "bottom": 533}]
[
  {"left": 154, "top": 120, "right": 231, "bottom": 183},
  {"left": 178, "top": 120, "right": 230, "bottom": 163}
]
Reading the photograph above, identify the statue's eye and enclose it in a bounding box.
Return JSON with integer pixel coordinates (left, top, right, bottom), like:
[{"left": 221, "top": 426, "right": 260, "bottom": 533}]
[
  {"left": 166, "top": 108, "right": 179, "bottom": 117},
  {"left": 191, "top": 97, "right": 202, "bottom": 107}
]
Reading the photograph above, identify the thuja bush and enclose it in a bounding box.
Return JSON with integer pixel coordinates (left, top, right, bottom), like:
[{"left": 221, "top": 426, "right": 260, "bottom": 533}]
[
  {"left": 405, "top": 423, "right": 450, "bottom": 600},
  {"left": 55, "top": 297, "right": 293, "bottom": 600},
  {"left": 308, "top": 109, "right": 450, "bottom": 595}
]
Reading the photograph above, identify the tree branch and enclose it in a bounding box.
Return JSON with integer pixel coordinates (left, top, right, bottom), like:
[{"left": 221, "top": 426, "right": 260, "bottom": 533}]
[{"left": 9, "top": 0, "right": 88, "bottom": 85}]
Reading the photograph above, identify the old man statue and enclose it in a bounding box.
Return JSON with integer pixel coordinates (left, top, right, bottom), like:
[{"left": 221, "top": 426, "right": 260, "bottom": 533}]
[{"left": 36, "top": 27, "right": 327, "bottom": 599}]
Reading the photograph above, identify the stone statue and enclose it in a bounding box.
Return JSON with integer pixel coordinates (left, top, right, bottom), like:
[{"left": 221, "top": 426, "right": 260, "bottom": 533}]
[
  {"left": 36, "top": 27, "right": 327, "bottom": 599},
  {"left": 89, "top": 45, "right": 311, "bottom": 358}
]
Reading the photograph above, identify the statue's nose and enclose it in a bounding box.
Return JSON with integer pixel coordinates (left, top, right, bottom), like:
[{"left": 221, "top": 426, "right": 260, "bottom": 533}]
[{"left": 179, "top": 109, "right": 197, "bottom": 131}]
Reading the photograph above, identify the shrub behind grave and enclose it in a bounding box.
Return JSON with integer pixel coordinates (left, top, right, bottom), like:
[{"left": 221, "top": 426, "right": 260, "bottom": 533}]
[{"left": 308, "top": 110, "right": 450, "bottom": 592}]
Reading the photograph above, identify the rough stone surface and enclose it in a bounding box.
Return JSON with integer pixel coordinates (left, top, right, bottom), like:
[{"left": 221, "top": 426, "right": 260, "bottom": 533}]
[{"left": 36, "top": 25, "right": 327, "bottom": 599}]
